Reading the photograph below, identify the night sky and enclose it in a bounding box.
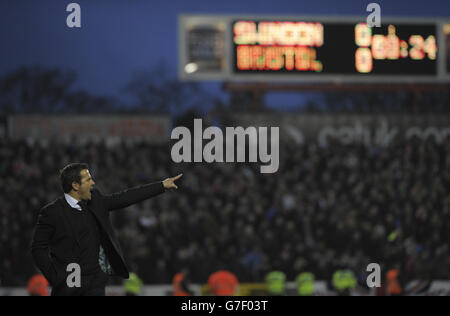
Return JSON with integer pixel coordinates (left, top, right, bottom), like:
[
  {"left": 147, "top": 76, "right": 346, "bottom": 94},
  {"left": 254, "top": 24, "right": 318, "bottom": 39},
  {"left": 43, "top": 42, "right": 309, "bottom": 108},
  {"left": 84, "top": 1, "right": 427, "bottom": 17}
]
[{"left": 1, "top": 0, "right": 449, "bottom": 110}]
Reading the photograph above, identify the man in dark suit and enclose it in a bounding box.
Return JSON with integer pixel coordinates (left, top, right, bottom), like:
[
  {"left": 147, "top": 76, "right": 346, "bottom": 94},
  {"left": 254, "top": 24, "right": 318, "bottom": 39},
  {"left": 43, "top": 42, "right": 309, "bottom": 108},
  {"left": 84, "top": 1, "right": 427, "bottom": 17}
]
[{"left": 31, "top": 163, "right": 182, "bottom": 296}]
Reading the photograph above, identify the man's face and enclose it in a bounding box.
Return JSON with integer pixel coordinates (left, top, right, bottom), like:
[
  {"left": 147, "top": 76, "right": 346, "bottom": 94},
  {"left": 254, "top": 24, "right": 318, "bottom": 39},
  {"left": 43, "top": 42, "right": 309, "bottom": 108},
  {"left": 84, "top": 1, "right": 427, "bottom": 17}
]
[{"left": 77, "top": 169, "right": 95, "bottom": 200}]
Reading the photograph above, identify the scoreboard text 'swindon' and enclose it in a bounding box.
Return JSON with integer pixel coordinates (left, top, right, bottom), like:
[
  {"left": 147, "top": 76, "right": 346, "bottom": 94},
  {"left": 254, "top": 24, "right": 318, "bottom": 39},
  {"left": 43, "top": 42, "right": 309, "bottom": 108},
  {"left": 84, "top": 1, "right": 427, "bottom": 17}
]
[{"left": 178, "top": 15, "right": 450, "bottom": 83}]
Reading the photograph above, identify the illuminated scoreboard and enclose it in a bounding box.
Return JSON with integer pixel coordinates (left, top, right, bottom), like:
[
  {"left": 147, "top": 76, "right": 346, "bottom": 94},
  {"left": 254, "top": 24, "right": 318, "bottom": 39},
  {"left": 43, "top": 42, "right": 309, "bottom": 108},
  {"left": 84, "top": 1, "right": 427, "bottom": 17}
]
[
  {"left": 234, "top": 21, "right": 437, "bottom": 75},
  {"left": 179, "top": 15, "right": 450, "bottom": 83}
]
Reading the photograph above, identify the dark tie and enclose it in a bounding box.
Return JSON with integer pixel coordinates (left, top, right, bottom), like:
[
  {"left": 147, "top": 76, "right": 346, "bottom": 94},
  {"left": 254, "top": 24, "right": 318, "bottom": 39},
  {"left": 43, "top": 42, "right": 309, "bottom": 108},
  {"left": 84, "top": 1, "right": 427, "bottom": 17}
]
[{"left": 77, "top": 201, "right": 114, "bottom": 275}]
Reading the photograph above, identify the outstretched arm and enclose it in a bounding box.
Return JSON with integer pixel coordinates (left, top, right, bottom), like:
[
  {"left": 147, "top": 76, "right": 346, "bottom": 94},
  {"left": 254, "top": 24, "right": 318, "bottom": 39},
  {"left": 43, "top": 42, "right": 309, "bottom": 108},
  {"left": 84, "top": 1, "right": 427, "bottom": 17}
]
[{"left": 103, "top": 174, "right": 183, "bottom": 211}]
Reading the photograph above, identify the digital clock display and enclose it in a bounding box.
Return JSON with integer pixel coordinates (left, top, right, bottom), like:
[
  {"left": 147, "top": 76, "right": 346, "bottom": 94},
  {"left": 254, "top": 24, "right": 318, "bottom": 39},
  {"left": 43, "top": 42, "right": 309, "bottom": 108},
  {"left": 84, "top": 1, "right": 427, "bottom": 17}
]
[{"left": 233, "top": 20, "right": 438, "bottom": 75}]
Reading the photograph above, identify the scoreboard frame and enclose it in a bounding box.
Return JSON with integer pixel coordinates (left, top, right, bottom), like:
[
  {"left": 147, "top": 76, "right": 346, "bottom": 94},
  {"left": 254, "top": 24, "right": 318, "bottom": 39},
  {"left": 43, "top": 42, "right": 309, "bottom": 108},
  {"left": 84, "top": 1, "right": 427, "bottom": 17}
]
[{"left": 178, "top": 14, "right": 450, "bottom": 83}]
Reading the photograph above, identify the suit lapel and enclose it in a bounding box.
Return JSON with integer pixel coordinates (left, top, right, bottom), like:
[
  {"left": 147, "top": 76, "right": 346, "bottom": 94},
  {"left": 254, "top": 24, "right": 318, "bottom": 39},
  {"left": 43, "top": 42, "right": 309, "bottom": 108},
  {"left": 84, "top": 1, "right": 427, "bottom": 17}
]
[
  {"left": 83, "top": 200, "right": 117, "bottom": 275},
  {"left": 85, "top": 198, "right": 125, "bottom": 262},
  {"left": 82, "top": 201, "right": 106, "bottom": 232},
  {"left": 58, "top": 198, "right": 81, "bottom": 248}
]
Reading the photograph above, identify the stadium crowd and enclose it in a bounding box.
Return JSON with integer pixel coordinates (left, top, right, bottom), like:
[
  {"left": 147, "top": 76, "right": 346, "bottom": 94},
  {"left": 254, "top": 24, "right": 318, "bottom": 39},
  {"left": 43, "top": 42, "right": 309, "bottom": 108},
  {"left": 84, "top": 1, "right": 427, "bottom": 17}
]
[{"left": 0, "top": 135, "right": 449, "bottom": 287}]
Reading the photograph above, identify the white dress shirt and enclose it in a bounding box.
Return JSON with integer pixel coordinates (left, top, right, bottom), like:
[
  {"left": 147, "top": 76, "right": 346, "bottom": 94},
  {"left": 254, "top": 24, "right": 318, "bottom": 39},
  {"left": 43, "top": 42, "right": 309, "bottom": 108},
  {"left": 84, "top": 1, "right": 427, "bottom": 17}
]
[{"left": 64, "top": 193, "right": 82, "bottom": 211}]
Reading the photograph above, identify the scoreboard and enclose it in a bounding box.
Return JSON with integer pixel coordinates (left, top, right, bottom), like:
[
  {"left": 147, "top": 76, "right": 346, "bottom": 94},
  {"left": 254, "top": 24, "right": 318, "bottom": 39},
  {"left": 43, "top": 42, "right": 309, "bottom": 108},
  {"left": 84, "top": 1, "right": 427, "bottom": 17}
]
[
  {"left": 179, "top": 15, "right": 450, "bottom": 83},
  {"left": 234, "top": 21, "right": 436, "bottom": 75}
]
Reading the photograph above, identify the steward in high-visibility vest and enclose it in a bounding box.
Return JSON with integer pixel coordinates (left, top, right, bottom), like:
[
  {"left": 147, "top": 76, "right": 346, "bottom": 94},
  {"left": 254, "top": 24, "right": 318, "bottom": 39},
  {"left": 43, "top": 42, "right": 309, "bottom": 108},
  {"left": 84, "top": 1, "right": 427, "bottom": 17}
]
[
  {"left": 386, "top": 269, "right": 403, "bottom": 296},
  {"left": 27, "top": 274, "right": 49, "bottom": 296},
  {"left": 296, "top": 272, "right": 315, "bottom": 296},
  {"left": 208, "top": 270, "right": 239, "bottom": 296},
  {"left": 124, "top": 272, "right": 143, "bottom": 296},
  {"left": 265, "top": 271, "right": 286, "bottom": 296},
  {"left": 173, "top": 272, "right": 192, "bottom": 296},
  {"left": 332, "top": 270, "right": 357, "bottom": 296}
]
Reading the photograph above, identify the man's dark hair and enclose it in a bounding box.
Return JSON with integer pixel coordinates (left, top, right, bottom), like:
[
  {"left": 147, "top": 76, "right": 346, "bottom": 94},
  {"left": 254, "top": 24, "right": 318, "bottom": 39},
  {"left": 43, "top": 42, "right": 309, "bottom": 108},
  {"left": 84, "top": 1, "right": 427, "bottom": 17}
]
[{"left": 60, "top": 163, "right": 89, "bottom": 193}]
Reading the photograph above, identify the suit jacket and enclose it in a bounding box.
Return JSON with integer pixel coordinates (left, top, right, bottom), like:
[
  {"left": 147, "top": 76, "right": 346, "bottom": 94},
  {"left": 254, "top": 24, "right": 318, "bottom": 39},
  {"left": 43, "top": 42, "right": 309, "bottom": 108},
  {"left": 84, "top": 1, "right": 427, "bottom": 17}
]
[{"left": 31, "top": 182, "right": 165, "bottom": 287}]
